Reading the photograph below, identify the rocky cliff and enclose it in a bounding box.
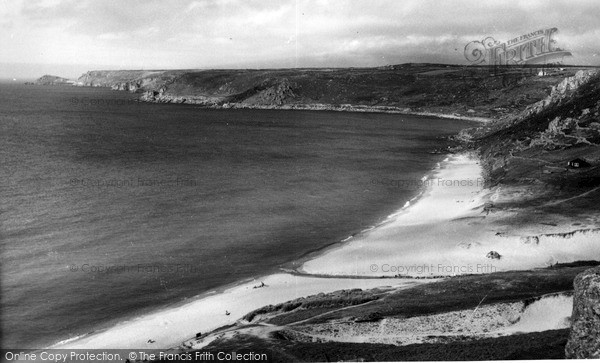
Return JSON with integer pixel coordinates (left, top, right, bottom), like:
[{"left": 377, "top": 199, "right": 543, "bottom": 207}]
[
  {"left": 72, "top": 65, "right": 592, "bottom": 120},
  {"left": 565, "top": 266, "right": 600, "bottom": 358},
  {"left": 77, "top": 70, "right": 183, "bottom": 91},
  {"left": 507, "top": 70, "right": 600, "bottom": 149}
]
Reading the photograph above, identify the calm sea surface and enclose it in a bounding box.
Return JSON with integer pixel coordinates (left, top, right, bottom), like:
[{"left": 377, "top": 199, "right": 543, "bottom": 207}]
[{"left": 0, "top": 83, "right": 475, "bottom": 348}]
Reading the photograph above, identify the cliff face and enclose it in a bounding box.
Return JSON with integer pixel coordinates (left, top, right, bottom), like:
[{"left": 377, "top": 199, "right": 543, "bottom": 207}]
[
  {"left": 77, "top": 70, "right": 183, "bottom": 91},
  {"left": 514, "top": 70, "right": 600, "bottom": 149},
  {"left": 73, "top": 65, "right": 588, "bottom": 120},
  {"left": 518, "top": 70, "right": 598, "bottom": 121},
  {"left": 565, "top": 266, "right": 600, "bottom": 359}
]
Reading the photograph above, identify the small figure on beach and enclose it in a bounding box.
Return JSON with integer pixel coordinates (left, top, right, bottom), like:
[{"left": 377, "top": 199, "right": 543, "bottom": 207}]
[{"left": 225, "top": 310, "right": 230, "bottom": 315}]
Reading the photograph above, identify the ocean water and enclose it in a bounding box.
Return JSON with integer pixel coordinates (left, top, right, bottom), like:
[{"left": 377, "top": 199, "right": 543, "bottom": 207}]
[{"left": 0, "top": 83, "right": 475, "bottom": 348}]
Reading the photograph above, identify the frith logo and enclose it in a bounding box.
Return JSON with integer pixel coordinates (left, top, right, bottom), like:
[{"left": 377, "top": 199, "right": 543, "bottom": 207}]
[{"left": 465, "top": 28, "right": 572, "bottom": 66}]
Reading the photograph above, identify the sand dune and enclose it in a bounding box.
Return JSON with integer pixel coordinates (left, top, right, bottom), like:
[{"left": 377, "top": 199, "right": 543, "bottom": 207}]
[{"left": 282, "top": 293, "right": 573, "bottom": 346}]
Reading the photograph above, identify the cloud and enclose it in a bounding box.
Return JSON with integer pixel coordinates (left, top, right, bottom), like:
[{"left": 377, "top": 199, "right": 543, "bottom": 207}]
[{"left": 1, "top": 0, "right": 599, "bottom": 77}]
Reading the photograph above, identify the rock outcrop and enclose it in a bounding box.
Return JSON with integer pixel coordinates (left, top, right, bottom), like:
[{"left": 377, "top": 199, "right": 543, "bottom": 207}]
[
  {"left": 486, "top": 251, "right": 502, "bottom": 259},
  {"left": 239, "top": 78, "right": 297, "bottom": 106},
  {"left": 110, "top": 80, "right": 143, "bottom": 92},
  {"left": 34, "top": 74, "right": 75, "bottom": 85},
  {"left": 519, "top": 236, "right": 540, "bottom": 245},
  {"left": 528, "top": 71, "right": 600, "bottom": 149},
  {"left": 565, "top": 266, "right": 600, "bottom": 359},
  {"left": 519, "top": 70, "right": 598, "bottom": 120}
]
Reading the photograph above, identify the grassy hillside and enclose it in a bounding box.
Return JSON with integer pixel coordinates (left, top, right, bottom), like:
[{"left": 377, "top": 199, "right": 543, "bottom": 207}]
[
  {"left": 75, "top": 64, "right": 593, "bottom": 120},
  {"left": 468, "top": 70, "right": 600, "bottom": 217}
]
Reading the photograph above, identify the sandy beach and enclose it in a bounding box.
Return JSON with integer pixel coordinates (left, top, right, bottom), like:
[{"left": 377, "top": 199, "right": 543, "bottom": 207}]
[
  {"left": 53, "top": 152, "right": 600, "bottom": 350},
  {"left": 52, "top": 274, "right": 425, "bottom": 349},
  {"left": 302, "top": 153, "right": 600, "bottom": 277}
]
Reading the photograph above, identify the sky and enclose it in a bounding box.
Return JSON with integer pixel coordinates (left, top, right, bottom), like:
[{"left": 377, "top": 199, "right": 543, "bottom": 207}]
[{"left": 1, "top": 0, "right": 599, "bottom": 79}]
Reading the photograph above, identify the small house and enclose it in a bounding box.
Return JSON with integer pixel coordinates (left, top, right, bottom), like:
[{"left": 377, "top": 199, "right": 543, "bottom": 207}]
[{"left": 567, "top": 158, "right": 591, "bottom": 168}]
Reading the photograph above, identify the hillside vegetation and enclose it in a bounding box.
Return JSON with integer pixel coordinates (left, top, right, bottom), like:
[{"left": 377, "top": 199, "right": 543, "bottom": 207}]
[
  {"left": 74, "top": 64, "right": 591, "bottom": 120},
  {"left": 465, "top": 70, "right": 600, "bottom": 217}
]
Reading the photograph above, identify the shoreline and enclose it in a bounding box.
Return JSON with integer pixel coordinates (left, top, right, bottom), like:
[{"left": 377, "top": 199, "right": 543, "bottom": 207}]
[
  {"left": 284, "top": 156, "right": 447, "bottom": 274},
  {"left": 300, "top": 152, "right": 489, "bottom": 277},
  {"left": 139, "top": 97, "right": 493, "bottom": 123},
  {"left": 23, "top": 86, "right": 471, "bottom": 350},
  {"left": 51, "top": 274, "right": 430, "bottom": 350},
  {"left": 51, "top": 152, "right": 481, "bottom": 350},
  {"left": 25, "top": 83, "right": 493, "bottom": 123},
  {"left": 48, "top": 131, "right": 451, "bottom": 350},
  {"left": 301, "top": 153, "right": 600, "bottom": 278},
  {"left": 49, "top": 150, "right": 600, "bottom": 350}
]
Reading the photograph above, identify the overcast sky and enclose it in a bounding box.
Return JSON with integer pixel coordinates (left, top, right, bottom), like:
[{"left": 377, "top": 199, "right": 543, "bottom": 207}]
[{"left": 1, "top": 0, "right": 599, "bottom": 78}]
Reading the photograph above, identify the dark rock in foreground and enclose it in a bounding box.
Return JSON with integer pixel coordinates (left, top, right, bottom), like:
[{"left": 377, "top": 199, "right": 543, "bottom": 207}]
[{"left": 566, "top": 266, "right": 600, "bottom": 359}]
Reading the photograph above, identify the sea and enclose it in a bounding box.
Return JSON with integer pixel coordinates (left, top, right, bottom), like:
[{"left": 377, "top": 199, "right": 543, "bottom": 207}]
[{"left": 0, "top": 82, "right": 475, "bottom": 348}]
